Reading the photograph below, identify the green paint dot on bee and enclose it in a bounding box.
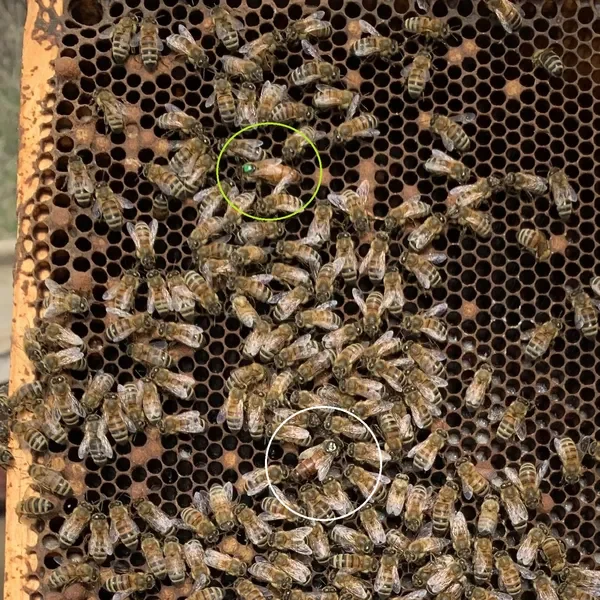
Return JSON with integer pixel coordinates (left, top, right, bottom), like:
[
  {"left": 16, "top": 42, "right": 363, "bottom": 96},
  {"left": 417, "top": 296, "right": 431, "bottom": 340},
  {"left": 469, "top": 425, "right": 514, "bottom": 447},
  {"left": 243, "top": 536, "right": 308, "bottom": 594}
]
[{"left": 242, "top": 164, "right": 254, "bottom": 173}]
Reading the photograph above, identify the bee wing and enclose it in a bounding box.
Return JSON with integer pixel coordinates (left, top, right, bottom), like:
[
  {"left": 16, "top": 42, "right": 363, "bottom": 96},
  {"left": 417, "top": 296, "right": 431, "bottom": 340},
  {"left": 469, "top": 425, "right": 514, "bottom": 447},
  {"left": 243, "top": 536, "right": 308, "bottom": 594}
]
[
  {"left": 451, "top": 112, "right": 476, "bottom": 124},
  {"left": 98, "top": 25, "right": 115, "bottom": 39},
  {"left": 416, "top": 0, "right": 430, "bottom": 10},
  {"left": 422, "top": 302, "right": 448, "bottom": 318},
  {"left": 126, "top": 222, "right": 140, "bottom": 249},
  {"left": 176, "top": 411, "right": 206, "bottom": 433},
  {"left": 327, "top": 193, "right": 349, "bottom": 213},
  {"left": 460, "top": 477, "right": 474, "bottom": 501},
  {"left": 103, "top": 279, "right": 124, "bottom": 302},
  {"left": 56, "top": 347, "right": 85, "bottom": 368},
  {"left": 504, "top": 466, "right": 522, "bottom": 489},
  {"left": 402, "top": 592, "right": 429, "bottom": 600},
  {"left": 357, "top": 179, "right": 370, "bottom": 204},
  {"left": 519, "top": 566, "right": 536, "bottom": 580},
  {"left": 516, "top": 421, "right": 527, "bottom": 441},
  {"left": 536, "top": 460, "right": 549, "bottom": 484},
  {"left": 165, "top": 372, "right": 196, "bottom": 398},
  {"left": 450, "top": 510, "right": 469, "bottom": 543},
  {"left": 406, "top": 437, "right": 428, "bottom": 459},
  {"left": 347, "top": 93, "right": 361, "bottom": 119},
  {"left": 426, "top": 251, "right": 447, "bottom": 265},
  {"left": 286, "top": 526, "right": 312, "bottom": 541},
  {"left": 317, "top": 451, "right": 337, "bottom": 482},
  {"left": 354, "top": 127, "right": 380, "bottom": 138},
  {"left": 115, "top": 194, "right": 135, "bottom": 210},
  {"left": 78, "top": 424, "right": 92, "bottom": 459},
  {"left": 149, "top": 219, "right": 159, "bottom": 245},
  {"left": 516, "top": 531, "right": 539, "bottom": 566},
  {"left": 301, "top": 39, "right": 320, "bottom": 59},
  {"left": 170, "top": 284, "right": 196, "bottom": 312},
  {"left": 358, "top": 247, "right": 375, "bottom": 276},
  {"left": 439, "top": 131, "right": 455, "bottom": 152},
  {"left": 490, "top": 593, "right": 513, "bottom": 600},
  {"left": 504, "top": 494, "right": 529, "bottom": 527},
  {"left": 352, "top": 288, "right": 367, "bottom": 316},
  {"left": 98, "top": 418, "right": 114, "bottom": 458},
  {"left": 358, "top": 19, "right": 379, "bottom": 36},
  {"left": 401, "top": 62, "right": 414, "bottom": 79}
]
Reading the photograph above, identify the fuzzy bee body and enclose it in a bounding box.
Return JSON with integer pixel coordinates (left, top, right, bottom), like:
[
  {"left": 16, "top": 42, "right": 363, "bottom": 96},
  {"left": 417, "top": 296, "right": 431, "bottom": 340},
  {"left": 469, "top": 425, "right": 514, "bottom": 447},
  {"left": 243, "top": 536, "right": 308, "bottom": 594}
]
[{"left": 533, "top": 48, "right": 563, "bottom": 76}]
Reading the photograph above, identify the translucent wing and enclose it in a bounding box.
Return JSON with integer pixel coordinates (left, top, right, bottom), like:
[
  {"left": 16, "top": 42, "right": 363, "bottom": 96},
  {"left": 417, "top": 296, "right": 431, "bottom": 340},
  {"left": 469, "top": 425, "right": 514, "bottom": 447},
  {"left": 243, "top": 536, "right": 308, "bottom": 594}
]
[
  {"left": 347, "top": 93, "right": 361, "bottom": 119},
  {"left": 423, "top": 302, "right": 448, "bottom": 318},
  {"left": 149, "top": 219, "right": 159, "bottom": 245},
  {"left": 517, "top": 529, "right": 540, "bottom": 566},
  {"left": 327, "top": 193, "right": 349, "bottom": 213},
  {"left": 356, "top": 179, "right": 370, "bottom": 202},
  {"left": 439, "top": 130, "right": 455, "bottom": 153},
  {"left": 317, "top": 451, "right": 336, "bottom": 482},
  {"left": 537, "top": 460, "right": 550, "bottom": 484},
  {"left": 504, "top": 466, "right": 521, "bottom": 489},
  {"left": 55, "top": 347, "right": 85, "bottom": 368},
  {"left": 451, "top": 112, "right": 476, "bottom": 124},
  {"left": 359, "top": 19, "right": 380, "bottom": 36},
  {"left": 301, "top": 39, "right": 320, "bottom": 60},
  {"left": 352, "top": 288, "right": 367, "bottom": 315}
]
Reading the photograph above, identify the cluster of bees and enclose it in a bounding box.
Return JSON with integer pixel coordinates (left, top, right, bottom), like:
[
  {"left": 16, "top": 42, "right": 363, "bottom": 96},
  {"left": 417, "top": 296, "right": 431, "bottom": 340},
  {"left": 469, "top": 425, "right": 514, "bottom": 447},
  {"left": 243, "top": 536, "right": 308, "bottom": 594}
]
[{"left": 12, "top": 1, "right": 600, "bottom": 600}]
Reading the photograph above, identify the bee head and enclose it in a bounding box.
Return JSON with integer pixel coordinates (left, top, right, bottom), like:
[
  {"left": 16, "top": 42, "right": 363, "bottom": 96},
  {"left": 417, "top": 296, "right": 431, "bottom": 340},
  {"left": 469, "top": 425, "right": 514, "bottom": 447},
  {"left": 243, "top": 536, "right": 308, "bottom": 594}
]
[{"left": 79, "top": 297, "right": 90, "bottom": 312}]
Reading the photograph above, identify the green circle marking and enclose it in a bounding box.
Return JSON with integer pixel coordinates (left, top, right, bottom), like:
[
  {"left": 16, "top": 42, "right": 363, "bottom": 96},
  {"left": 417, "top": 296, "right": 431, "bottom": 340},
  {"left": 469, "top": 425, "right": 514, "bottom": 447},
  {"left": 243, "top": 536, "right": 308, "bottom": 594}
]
[{"left": 215, "top": 121, "right": 323, "bottom": 222}]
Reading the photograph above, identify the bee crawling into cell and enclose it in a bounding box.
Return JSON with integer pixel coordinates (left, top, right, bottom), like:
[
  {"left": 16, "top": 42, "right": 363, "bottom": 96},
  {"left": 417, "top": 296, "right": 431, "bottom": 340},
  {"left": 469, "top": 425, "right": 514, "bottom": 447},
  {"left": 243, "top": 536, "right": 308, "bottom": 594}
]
[
  {"left": 430, "top": 112, "right": 476, "bottom": 153},
  {"left": 351, "top": 20, "right": 401, "bottom": 62}
]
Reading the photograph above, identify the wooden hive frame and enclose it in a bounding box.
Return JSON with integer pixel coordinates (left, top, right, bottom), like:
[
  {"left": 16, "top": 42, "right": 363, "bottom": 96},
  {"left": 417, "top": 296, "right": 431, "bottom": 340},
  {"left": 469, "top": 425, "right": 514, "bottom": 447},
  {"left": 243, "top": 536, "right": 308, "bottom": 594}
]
[{"left": 6, "top": 1, "right": 63, "bottom": 598}]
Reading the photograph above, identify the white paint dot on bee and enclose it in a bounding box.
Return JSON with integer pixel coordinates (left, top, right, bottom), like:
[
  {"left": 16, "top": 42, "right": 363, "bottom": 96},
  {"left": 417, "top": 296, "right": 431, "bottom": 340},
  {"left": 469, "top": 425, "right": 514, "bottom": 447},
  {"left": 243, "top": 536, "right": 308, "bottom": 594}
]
[{"left": 264, "top": 405, "right": 384, "bottom": 523}]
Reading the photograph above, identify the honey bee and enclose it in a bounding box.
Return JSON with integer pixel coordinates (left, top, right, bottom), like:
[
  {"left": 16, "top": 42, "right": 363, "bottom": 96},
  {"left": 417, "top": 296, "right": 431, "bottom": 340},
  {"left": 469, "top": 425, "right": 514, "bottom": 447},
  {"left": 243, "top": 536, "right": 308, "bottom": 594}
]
[
  {"left": 340, "top": 375, "right": 385, "bottom": 401},
  {"left": 239, "top": 31, "right": 282, "bottom": 69},
  {"left": 151, "top": 193, "right": 169, "bottom": 221},
  {"left": 369, "top": 358, "right": 406, "bottom": 393},
  {"left": 103, "top": 269, "right": 140, "bottom": 313},
  {"left": 227, "top": 362, "right": 267, "bottom": 391},
  {"left": 181, "top": 496, "right": 219, "bottom": 544},
  {"left": 12, "top": 421, "right": 48, "bottom": 454},
  {"left": 266, "top": 421, "right": 312, "bottom": 446},
  {"left": 331, "top": 554, "right": 379, "bottom": 574},
  {"left": 222, "top": 139, "right": 266, "bottom": 164},
  {"left": 242, "top": 464, "right": 289, "bottom": 496},
  {"left": 132, "top": 15, "right": 163, "bottom": 71},
  {"left": 401, "top": 340, "right": 446, "bottom": 376},
  {"left": 561, "top": 567, "right": 600, "bottom": 595},
  {"left": 236, "top": 505, "right": 273, "bottom": 548},
  {"left": 333, "top": 571, "right": 372, "bottom": 600},
  {"left": 166, "top": 24, "right": 208, "bottom": 70},
  {"left": 331, "top": 524, "right": 374, "bottom": 554},
  {"left": 400, "top": 50, "right": 433, "bottom": 99},
  {"left": 297, "top": 349, "right": 335, "bottom": 384},
  {"left": 345, "top": 464, "right": 390, "bottom": 503},
  {"left": 412, "top": 557, "right": 453, "bottom": 588},
  {"left": 183, "top": 539, "right": 211, "bottom": 588},
  {"left": 184, "top": 270, "right": 223, "bottom": 315},
  {"left": 291, "top": 40, "right": 340, "bottom": 86},
  {"left": 149, "top": 367, "right": 195, "bottom": 400},
  {"left": 464, "top": 364, "right": 494, "bottom": 412},
  {"left": 234, "top": 82, "right": 258, "bottom": 126},
  {"left": 384, "top": 195, "right": 430, "bottom": 233},
  {"left": 287, "top": 10, "right": 332, "bottom": 41},
  {"left": 48, "top": 374, "right": 85, "bottom": 426},
  {"left": 80, "top": 370, "right": 114, "bottom": 414},
  {"left": 447, "top": 204, "right": 492, "bottom": 239},
  {"left": 431, "top": 112, "right": 475, "bottom": 153},
  {"left": 261, "top": 492, "right": 305, "bottom": 523},
  {"left": 332, "top": 113, "right": 380, "bottom": 144},
  {"left": 9, "top": 381, "right": 44, "bottom": 411},
  {"left": 217, "top": 386, "right": 245, "bottom": 433},
  {"left": 106, "top": 310, "right": 155, "bottom": 345},
  {"left": 517, "top": 227, "right": 552, "bottom": 261},
  {"left": 43, "top": 278, "right": 88, "bottom": 318},
  {"left": 456, "top": 457, "right": 490, "bottom": 499},
  {"left": 212, "top": 6, "right": 244, "bottom": 50},
  {"left": 204, "top": 548, "right": 246, "bottom": 576},
  {"left": 94, "top": 89, "right": 126, "bottom": 134},
  {"left": 0, "top": 445, "right": 13, "bottom": 470},
  {"left": 314, "top": 384, "right": 355, "bottom": 409},
  {"left": 269, "top": 263, "right": 313, "bottom": 290},
  {"left": 534, "top": 572, "right": 560, "bottom": 600},
  {"left": 322, "top": 414, "right": 367, "bottom": 442},
  {"left": 282, "top": 125, "right": 327, "bottom": 163},
  {"left": 429, "top": 480, "right": 458, "bottom": 536},
  {"left": 334, "top": 232, "right": 358, "bottom": 284},
  {"left": 270, "top": 101, "right": 315, "bottom": 124},
  {"left": 189, "top": 588, "right": 225, "bottom": 600},
  {"left": 66, "top": 155, "right": 94, "bottom": 207},
  {"left": 205, "top": 72, "right": 236, "bottom": 124},
  {"left": 117, "top": 382, "right": 146, "bottom": 432},
  {"left": 323, "top": 323, "right": 363, "bottom": 353},
  {"left": 449, "top": 510, "right": 471, "bottom": 560},
  {"left": 292, "top": 438, "right": 341, "bottom": 482},
  {"left": 568, "top": 287, "right": 598, "bottom": 339},
  {"left": 473, "top": 536, "right": 493, "bottom": 583},
  {"left": 505, "top": 172, "right": 548, "bottom": 198},
  {"left": 234, "top": 579, "right": 268, "bottom": 600},
  {"left": 135, "top": 377, "right": 161, "bottom": 425},
  {"left": 402, "top": 483, "right": 432, "bottom": 532},
  {"left": 477, "top": 493, "right": 500, "bottom": 536},
  {"left": 188, "top": 216, "right": 226, "bottom": 249},
  {"left": 258, "top": 193, "right": 303, "bottom": 217},
  {"left": 256, "top": 323, "right": 295, "bottom": 364},
  {"left": 408, "top": 368, "right": 447, "bottom": 411},
  {"left": 299, "top": 483, "right": 334, "bottom": 520},
  {"left": 535, "top": 528, "right": 565, "bottom": 574},
  {"left": 358, "top": 505, "right": 386, "bottom": 547},
  {"left": 405, "top": 534, "right": 452, "bottom": 564},
  {"left": 521, "top": 319, "right": 563, "bottom": 360},
  {"left": 557, "top": 583, "right": 595, "bottom": 600},
  {"left": 493, "top": 397, "right": 529, "bottom": 442},
  {"left": 320, "top": 477, "right": 353, "bottom": 515},
  {"left": 35, "top": 346, "right": 85, "bottom": 375},
  {"left": 48, "top": 561, "right": 99, "bottom": 590},
  {"left": 228, "top": 274, "right": 273, "bottom": 304},
  {"left": 307, "top": 523, "right": 330, "bottom": 562},
  {"left": 426, "top": 557, "right": 466, "bottom": 596},
  {"left": 402, "top": 303, "right": 448, "bottom": 342},
  {"left": 109, "top": 500, "right": 139, "bottom": 550},
  {"left": 505, "top": 460, "right": 548, "bottom": 509},
  {"left": 358, "top": 232, "right": 388, "bottom": 281},
  {"left": 99, "top": 13, "right": 138, "bottom": 63},
  {"left": 352, "top": 289, "right": 387, "bottom": 338},
  {"left": 169, "top": 135, "right": 213, "bottom": 177},
  {"left": 242, "top": 159, "right": 301, "bottom": 191},
  {"left": 296, "top": 303, "right": 341, "bottom": 332},
  {"left": 450, "top": 175, "right": 503, "bottom": 209},
  {"left": 127, "top": 219, "right": 158, "bottom": 269},
  {"left": 547, "top": 167, "right": 576, "bottom": 219},
  {"left": 102, "top": 392, "right": 132, "bottom": 445},
  {"left": 79, "top": 415, "right": 113, "bottom": 466},
  {"left": 384, "top": 474, "right": 410, "bottom": 517},
  {"left": 159, "top": 411, "right": 206, "bottom": 435},
  {"left": 533, "top": 48, "right": 564, "bottom": 77},
  {"left": 102, "top": 571, "right": 155, "bottom": 594},
  {"left": 496, "top": 551, "right": 535, "bottom": 596},
  {"left": 141, "top": 533, "right": 167, "bottom": 580},
  {"left": 485, "top": 0, "right": 524, "bottom": 33},
  {"left": 554, "top": 435, "right": 583, "bottom": 484},
  {"left": 221, "top": 55, "right": 263, "bottom": 82},
  {"left": 88, "top": 513, "right": 113, "bottom": 564},
  {"left": 408, "top": 429, "right": 448, "bottom": 472},
  {"left": 399, "top": 251, "right": 446, "bottom": 290},
  {"left": 352, "top": 19, "right": 400, "bottom": 61},
  {"left": 423, "top": 151, "right": 470, "bottom": 185},
  {"left": 331, "top": 342, "right": 367, "bottom": 379},
  {"left": 313, "top": 85, "right": 360, "bottom": 117},
  {"left": 249, "top": 557, "right": 293, "bottom": 588},
  {"left": 271, "top": 285, "right": 312, "bottom": 322},
  {"left": 58, "top": 500, "right": 94, "bottom": 547},
  {"left": 403, "top": 16, "right": 453, "bottom": 41},
  {"left": 16, "top": 495, "right": 56, "bottom": 520},
  {"left": 299, "top": 199, "right": 334, "bottom": 248},
  {"left": 257, "top": 81, "right": 289, "bottom": 121},
  {"left": 230, "top": 293, "right": 260, "bottom": 329},
  {"left": 164, "top": 271, "right": 195, "bottom": 323},
  {"left": 157, "top": 103, "right": 204, "bottom": 137},
  {"left": 517, "top": 527, "right": 546, "bottom": 567}
]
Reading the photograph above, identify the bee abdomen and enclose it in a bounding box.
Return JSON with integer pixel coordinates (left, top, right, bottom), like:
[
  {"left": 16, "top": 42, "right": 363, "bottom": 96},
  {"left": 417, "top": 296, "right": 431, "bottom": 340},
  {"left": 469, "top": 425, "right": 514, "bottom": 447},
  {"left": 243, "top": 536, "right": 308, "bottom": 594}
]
[
  {"left": 534, "top": 48, "right": 563, "bottom": 75},
  {"left": 407, "top": 70, "right": 426, "bottom": 99}
]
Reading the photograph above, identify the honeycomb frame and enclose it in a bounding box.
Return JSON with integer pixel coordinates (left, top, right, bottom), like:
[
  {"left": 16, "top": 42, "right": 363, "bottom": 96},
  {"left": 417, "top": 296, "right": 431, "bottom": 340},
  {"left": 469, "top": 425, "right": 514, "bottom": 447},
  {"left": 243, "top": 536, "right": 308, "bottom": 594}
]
[{"left": 8, "top": 0, "right": 600, "bottom": 599}]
